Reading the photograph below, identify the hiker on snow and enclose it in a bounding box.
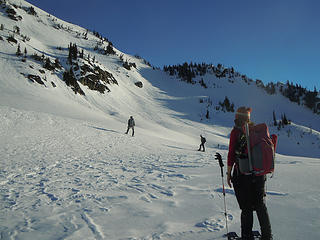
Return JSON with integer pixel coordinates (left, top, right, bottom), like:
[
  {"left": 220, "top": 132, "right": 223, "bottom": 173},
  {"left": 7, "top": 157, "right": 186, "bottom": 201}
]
[
  {"left": 198, "top": 135, "right": 206, "bottom": 152},
  {"left": 125, "top": 116, "right": 135, "bottom": 136},
  {"left": 226, "top": 107, "right": 273, "bottom": 240}
]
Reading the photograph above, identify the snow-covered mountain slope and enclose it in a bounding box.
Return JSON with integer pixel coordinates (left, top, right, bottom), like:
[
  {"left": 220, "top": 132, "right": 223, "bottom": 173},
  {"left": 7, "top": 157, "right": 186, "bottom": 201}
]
[{"left": 1, "top": 1, "right": 320, "bottom": 239}]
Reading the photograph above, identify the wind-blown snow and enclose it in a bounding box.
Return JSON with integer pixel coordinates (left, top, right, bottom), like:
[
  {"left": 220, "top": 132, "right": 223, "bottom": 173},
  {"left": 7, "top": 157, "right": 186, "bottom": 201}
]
[{"left": 0, "top": 1, "right": 319, "bottom": 239}]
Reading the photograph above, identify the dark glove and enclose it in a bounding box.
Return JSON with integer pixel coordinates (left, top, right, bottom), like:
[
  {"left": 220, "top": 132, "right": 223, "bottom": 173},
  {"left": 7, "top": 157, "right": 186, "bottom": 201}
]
[
  {"left": 215, "top": 152, "right": 224, "bottom": 168},
  {"left": 215, "top": 152, "right": 222, "bottom": 161}
]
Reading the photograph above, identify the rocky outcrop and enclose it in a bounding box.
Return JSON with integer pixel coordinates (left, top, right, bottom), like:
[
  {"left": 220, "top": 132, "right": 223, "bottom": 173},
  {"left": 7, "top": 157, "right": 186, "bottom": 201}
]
[{"left": 79, "top": 64, "right": 118, "bottom": 94}]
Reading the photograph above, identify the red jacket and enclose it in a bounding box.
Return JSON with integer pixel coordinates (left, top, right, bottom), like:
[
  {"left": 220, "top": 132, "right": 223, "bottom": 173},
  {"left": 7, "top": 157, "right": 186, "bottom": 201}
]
[{"left": 227, "top": 127, "right": 241, "bottom": 167}]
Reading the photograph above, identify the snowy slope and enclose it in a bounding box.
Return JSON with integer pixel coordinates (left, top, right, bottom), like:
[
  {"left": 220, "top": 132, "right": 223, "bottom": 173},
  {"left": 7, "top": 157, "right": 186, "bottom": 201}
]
[{"left": 1, "top": 1, "right": 320, "bottom": 239}]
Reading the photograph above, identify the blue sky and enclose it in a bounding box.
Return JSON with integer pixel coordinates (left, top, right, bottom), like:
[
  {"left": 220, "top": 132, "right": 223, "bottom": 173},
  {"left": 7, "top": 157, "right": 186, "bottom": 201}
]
[{"left": 26, "top": 0, "right": 320, "bottom": 90}]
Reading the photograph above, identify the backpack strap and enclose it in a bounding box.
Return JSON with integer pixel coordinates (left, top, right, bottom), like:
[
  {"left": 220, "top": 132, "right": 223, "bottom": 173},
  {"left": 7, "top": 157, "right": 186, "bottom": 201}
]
[{"left": 234, "top": 127, "right": 246, "bottom": 158}]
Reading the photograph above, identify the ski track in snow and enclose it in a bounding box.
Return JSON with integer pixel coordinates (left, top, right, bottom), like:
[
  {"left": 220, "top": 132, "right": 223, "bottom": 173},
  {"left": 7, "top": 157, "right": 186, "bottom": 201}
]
[{"left": 81, "top": 211, "right": 105, "bottom": 240}]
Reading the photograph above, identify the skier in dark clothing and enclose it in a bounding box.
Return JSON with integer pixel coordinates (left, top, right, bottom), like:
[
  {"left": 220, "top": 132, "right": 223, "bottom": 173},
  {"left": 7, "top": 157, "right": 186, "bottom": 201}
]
[
  {"left": 125, "top": 116, "right": 135, "bottom": 136},
  {"left": 227, "top": 107, "right": 273, "bottom": 240},
  {"left": 198, "top": 135, "right": 206, "bottom": 152}
]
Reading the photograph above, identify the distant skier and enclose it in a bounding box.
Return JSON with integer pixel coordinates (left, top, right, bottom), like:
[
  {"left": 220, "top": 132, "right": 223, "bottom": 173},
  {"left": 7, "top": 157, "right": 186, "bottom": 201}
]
[
  {"left": 198, "top": 135, "right": 206, "bottom": 152},
  {"left": 226, "top": 107, "right": 273, "bottom": 240},
  {"left": 125, "top": 116, "right": 135, "bottom": 136}
]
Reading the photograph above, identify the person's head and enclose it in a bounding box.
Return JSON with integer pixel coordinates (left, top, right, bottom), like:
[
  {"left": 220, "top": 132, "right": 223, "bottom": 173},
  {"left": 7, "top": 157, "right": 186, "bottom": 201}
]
[
  {"left": 234, "top": 106, "right": 252, "bottom": 127},
  {"left": 130, "top": 116, "right": 133, "bottom": 119}
]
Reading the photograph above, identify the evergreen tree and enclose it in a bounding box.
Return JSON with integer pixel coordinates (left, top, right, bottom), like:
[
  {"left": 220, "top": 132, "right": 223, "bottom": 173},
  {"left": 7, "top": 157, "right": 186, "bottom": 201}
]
[
  {"left": 273, "top": 111, "right": 277, "bottom": 126},
  {"left": 266, "top": 82, "right": 276, "bottom": 95},
  {"left": 282, "top": 113, "right": 289, "bottom": 125},
  {"left": 16, "top": 44, "right": 21, "bottom": 56},
  {"left": 106, "top": 43, "right": 115, "bottom": 55},
  {"left": 206, "top": 110, "right": 209, "bottom": 119},
  {"left": 68, "top": 43, "right": 72, "bottom": 64},
  {"left": 72, "top": 43, "right": 77, "bottom": 60},
  {"left": 68, "top": 43, "right": 78, "bottom": 64},
  {"left": 224, "top": 97, "right": 230, "bottom": 111},
  {"left": 304, "top": 87, "right": 318, "bottom": 111},
  {"left": 54, "top": 58, "right": 61, "bottom": 69},
  {"left": 44, "top": 57, "right": 55, "bottom": 70},
  {"left": 63, "top": 67, "right": 84, "bottom": 95},
  {"left": 199, "top": 78, "right": 207, "bottom": 88},
  {"left": 79, "top": 49, "right": 84, "bottom": 58},
  {"left": 230, "top": 103, "right": 235, "bottom": 112},
  {"left": 28, "top": 6, "right": 37, "bottom": 16}
]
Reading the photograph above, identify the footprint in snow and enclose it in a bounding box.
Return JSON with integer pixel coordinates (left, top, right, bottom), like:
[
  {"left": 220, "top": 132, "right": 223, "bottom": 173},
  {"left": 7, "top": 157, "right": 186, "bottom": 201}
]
[{"left": 195, "top": 217, "right": 225, "bottom": 232}]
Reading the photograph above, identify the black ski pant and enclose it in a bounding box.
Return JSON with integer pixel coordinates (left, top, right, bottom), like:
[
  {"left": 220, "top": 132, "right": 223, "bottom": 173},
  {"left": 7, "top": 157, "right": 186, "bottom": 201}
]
[
  {"left": 198, "top": 143, "right": 205, "bottom": 152},
  {"left": 232, "top": 173, "right": 272, "bottom": 240},
  {"left": 126, "top": 126, "right": 134, "bottom": 136}
]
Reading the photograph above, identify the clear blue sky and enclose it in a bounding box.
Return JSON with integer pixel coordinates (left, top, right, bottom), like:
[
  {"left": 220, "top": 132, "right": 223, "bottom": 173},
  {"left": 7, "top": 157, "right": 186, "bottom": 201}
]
[{"left": 26, "top": 0, "right": 320, "bottom": 91}]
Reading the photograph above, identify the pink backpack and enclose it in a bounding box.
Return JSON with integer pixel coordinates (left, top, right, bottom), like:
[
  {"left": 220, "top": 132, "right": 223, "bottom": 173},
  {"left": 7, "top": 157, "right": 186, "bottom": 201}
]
[{"left": 238, "top": 123, "right": 277, "bottom": 176}]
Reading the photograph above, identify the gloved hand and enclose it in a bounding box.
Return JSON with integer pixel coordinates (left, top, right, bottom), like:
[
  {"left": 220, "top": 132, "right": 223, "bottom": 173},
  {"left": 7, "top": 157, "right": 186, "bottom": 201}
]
[
  {"left": 215, "top": 152, "right": 222, "bottom": 160},
  {"left": 215, "top": 152, "right": 224, "bottom": 168}
]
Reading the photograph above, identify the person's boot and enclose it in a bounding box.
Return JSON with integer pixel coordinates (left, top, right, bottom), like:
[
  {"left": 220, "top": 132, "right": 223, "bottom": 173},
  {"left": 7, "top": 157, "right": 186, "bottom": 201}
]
[
  {"left": 241, "top": 233, "right": 254, "bottom": 240},
  {"left": 256, "top": 204, "right": 272, "bottom": 240}
]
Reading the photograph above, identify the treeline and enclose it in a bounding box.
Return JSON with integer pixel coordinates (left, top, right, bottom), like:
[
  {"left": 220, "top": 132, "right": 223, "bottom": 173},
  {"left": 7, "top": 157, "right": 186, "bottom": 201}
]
[
  {"left": 163, "top": 62, "right": 236, "bottom": 83},
  {"left": 279, "top": 81, "right": 319, "bottom": 113},
  {"left": 163, "top": 62, "right": 320, "bottom": 114},
  {"left": 249, "top": 81, "right": 319, "bottom": 114}
]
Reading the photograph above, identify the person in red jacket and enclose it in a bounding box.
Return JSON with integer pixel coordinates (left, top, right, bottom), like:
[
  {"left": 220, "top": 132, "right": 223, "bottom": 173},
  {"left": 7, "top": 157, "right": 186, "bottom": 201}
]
[{"left": 227, "top": 107, "right": 273, "bottom": 240}]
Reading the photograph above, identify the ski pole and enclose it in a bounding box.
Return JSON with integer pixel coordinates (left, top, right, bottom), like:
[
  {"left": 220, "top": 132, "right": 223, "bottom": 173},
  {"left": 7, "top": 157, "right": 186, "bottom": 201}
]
[{"left": 215, "top": 152, "right": 229, "bottom": 236}]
